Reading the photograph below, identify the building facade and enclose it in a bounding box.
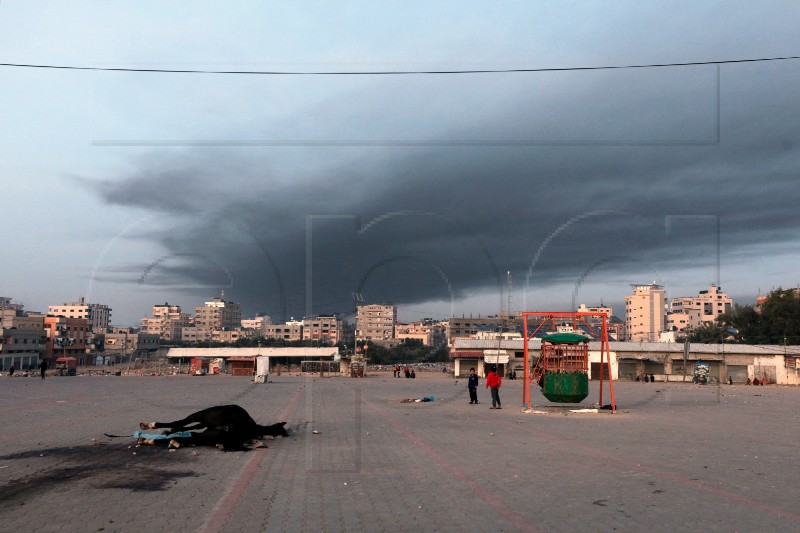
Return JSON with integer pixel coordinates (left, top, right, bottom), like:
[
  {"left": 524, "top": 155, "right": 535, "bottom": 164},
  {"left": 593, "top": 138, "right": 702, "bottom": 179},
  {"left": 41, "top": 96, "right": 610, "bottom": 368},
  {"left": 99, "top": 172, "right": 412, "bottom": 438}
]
[
  {"left": 302, "top": 315, "right": 345, "bottom": 344},
  {"left": 356, "top": 304, "right": 397, "bottom": 341},
  {"left": 48, "top": 297, "right": 111, "bottom": 331},
  {"left": 669, "top": 284, "right": 733, "bottom": 331},
  {"left": 140, "top": 303, "right": 191, "bottom": 341},
  {"left": 43, "top": 316, "right": 90, "bottom": 364},
  {"left": 195, "top": 298, "right": 242, "bottom": 330},
  {"left": 264, "top": 321, "right": 303, "bottom": 341},
  {"left": 624, "top": 283, "right": 667, "bottom": 342}
]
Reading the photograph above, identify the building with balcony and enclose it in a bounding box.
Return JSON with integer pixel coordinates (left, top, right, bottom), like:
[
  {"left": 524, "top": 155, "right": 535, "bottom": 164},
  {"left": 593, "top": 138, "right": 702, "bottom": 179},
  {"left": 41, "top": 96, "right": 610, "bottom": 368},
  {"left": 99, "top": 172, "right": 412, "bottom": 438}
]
[
  {"left": 140, "top": 303, "right": 191, "bottom": 341},
  {"left": 195, "top": 297, "right": 242, "bottom": 330},
  {"left": 356, "top": 304, "right": 397, "bottom": 341},
  {"left": 48, "top": 297, "right": 111, "bottom": 331},
  {"left": 669, "top": 284, "right": 733, "bottom": 330},
  {"left": 624, "top": 283, "right": 667, "bottom": 342},
  {"left": 302, "top": 315, "right": 345, "bottom": 344},
  {"left": 43, "top": 315, "right": 90, "bottom": 364}
]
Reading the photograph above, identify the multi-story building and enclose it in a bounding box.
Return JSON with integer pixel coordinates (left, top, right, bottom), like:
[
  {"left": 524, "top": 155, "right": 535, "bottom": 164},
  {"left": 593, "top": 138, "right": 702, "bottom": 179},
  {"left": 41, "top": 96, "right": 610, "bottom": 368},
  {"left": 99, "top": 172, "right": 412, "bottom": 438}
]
[
  {"left": 356, "top": 304, "right": 397, "bottom": 341},
  {"left": 43, "top": 315, "right": 90, "bottom": 364},
  {"left": 195, "top": 298, "right": 242, "bottom": 331},
  {"left": 241, "top": 315, "right": 271, "bottom": 335},
  {"left": 102, "top": 327, "right": 160, "bottom": 363},
  {"left": 212, "top": 329, "right": 243, "bottom": 344},
  {"left": 0, "top": 297, "right": 24, "bottom": 313},
  {"left": 1, "top": 314, "right": 46, "bottom": 371},
  {"left": 48, "top": 297, "right": 111, "bottom": 331},
  {"left": 302, "top": 315, "right": 344, "bottom": 344},
  {"left": 577, "top": 304, "right": 626, "bottom": 340},
  {"left": 140, "top": 303, "right": 191, "bottom": 341},
  {"left": 264, "top": 320, "right": 303, "bottom": 342},
  {"left": 446, "top": 314, "right": 524, "bottom": 346},
  {"left": 395, "top": 319, "right": 447, "bottom": 346},
  {"left": 624, "top": 283, "right": 667, "bottom": 342},
  {"left": 180, "top": 326, "right": 213, "bottom": 344},
  {"left": 669, "top": 284, "right": 733, "bottom": 328}
]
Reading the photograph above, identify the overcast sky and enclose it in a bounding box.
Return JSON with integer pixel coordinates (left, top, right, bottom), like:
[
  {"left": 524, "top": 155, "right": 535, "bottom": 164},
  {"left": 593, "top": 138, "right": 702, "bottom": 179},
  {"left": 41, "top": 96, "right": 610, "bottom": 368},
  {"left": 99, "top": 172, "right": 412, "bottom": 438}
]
[{"left": 2, "top": 1, "right": 799, "bottom": 325}]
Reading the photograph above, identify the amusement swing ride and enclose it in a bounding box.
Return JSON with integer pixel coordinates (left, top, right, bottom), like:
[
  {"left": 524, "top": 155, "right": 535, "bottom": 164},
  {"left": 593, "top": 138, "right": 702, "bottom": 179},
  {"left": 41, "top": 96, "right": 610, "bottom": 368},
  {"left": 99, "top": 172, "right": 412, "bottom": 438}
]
[{"left": 522, "top": 311, "right": 617, "bottom": 413}]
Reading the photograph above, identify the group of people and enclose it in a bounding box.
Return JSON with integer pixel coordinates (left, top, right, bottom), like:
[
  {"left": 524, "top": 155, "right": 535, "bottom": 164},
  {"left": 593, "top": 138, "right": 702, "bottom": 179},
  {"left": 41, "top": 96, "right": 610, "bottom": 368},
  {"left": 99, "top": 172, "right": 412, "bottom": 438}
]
[
  {"left": 393, "top": 365, "right": 416, "bottom": 379},
  {"left": 636, "top": 374, "right": 656, "bottom": 382},
  {"left": 467, "top": 366, "right": 503, "bottom": 409}
]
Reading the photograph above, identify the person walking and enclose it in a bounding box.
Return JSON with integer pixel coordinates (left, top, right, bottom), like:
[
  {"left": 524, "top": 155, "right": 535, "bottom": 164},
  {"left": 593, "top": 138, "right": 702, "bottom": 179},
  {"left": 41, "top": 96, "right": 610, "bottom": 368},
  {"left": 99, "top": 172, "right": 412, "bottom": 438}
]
[
  {"left": 486, "top": 366, "right": 502, "bottom": 409},
  {"left": 39, "top": 359, "right": 48, "bottom": 380},
  {"left": 467, "top": 367, "right": 479, "bottom": 404}
]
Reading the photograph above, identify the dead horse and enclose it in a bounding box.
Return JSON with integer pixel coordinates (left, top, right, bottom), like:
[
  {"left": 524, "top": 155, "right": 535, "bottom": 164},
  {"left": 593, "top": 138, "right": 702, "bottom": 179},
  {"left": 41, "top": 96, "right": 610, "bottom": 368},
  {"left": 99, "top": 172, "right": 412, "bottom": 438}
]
[{"left": 139, "top": 404, "right": 288, "bottom": 450}]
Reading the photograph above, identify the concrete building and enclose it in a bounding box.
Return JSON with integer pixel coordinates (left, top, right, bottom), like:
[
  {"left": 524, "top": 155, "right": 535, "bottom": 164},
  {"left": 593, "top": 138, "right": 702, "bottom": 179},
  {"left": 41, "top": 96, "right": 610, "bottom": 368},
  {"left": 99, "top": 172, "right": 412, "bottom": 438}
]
[
  {"left": 451, "top": 337, "right": 800, "bottom": 385},
  {"left": 195, "top": 297, "right": 242, "bottom": 331},
  {"left": 48, "top": 297, "right": 112, "bottom": 331},
  {"left": 669, "top": 284, "right": 733, "bottom": 330},
  {"left": 212, "top": 329, "right": 243, "bottom": 344},
  {"left": 1, "top": 314, "right": 46, "bottom": 372},
  {"left": 43, "top": 316, "right": 90, "bottom": 364},
  {"left": 576, "top": 304, "right": 626, "bottom": 340},
  {"left": 102, "top": 328, "right": 160, "bottom": 363},
  {"left": 302, "top": 315, "right": 345, "bottom": 344},
  {"left": 264, "top": 320, "right": 303, "bottom": 342},
  {"left": 140, "top": 303, "right": 191, "bottom": 341},
  {"left": 356, "top": 304, "right": 397, "bottom": 341},
  {"left": 241, "top": 315, "right": 271, "bottom": 334},
  {"left": 624, "top": 283, "right": 667, "bottom": 342},
  {"left": 180, "top": 326, "right": 213, "bottom": 344},
  {"left": 446, "top": 314, "right": 525, "bottom": 346}
]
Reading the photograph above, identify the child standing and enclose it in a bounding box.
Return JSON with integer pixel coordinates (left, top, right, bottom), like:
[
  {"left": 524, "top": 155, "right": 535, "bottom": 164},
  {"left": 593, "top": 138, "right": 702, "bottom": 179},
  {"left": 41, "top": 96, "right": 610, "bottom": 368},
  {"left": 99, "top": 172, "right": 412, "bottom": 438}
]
[{"left": 467, "top": 367, "right": 479, "bottom": 404}]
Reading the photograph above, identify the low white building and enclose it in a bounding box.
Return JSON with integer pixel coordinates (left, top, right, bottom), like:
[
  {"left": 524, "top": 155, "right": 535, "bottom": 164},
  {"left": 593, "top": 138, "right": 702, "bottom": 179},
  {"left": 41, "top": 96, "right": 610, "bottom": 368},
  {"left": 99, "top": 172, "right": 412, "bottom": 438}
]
[{"left": 451, "top": 338, "right": 800, "bottom": 385}]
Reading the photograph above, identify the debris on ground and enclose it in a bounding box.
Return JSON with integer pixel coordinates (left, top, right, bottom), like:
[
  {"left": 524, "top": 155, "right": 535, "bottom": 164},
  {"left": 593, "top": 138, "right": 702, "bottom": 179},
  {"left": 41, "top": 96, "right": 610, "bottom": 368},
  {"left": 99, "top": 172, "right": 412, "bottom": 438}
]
[{"left": 400, "top": 396, "right": 435, "bottom": 403}]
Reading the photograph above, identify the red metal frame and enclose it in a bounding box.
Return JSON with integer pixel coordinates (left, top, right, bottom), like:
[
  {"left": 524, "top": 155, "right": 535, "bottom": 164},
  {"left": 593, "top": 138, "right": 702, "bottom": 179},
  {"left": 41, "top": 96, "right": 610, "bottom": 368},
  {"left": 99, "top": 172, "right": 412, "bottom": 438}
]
[{"left": 522, "top": 311, "right": 616, "bottom": 413}]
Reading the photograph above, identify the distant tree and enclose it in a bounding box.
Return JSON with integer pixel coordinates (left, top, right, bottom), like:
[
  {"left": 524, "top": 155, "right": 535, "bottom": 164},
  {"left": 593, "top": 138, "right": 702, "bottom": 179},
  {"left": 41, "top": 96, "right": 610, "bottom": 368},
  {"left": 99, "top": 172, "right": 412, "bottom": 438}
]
[
  {"left": 684, "top": 321, "right": 728, "bottom": 343},
  {"left": 716, "top": 290, "right": 800, "bottom": 344}
]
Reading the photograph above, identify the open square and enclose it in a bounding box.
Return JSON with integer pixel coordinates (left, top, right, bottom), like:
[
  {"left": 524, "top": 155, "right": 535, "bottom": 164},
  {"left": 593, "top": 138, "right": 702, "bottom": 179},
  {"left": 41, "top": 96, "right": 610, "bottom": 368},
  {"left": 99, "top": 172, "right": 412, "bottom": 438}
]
[{"left": 1, "top": 374, "right": 797, "bottom": 532}]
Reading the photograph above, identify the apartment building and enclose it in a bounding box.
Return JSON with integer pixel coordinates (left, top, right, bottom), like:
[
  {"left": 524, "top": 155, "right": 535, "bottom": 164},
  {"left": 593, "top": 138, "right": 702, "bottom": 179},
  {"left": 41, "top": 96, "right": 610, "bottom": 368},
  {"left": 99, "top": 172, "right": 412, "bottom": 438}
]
[
  {"left": 195, "top": 297, "right": 242, "bottom": 330},
  {"left": 1, "top": 314, "right": 46, "bottom": 371},
  {"left": 140, "top": 303, "right": 191, "bottom": 341},
  {"left": 624, "top": 283, "right": 667, "bottom": 342},
  {"left": 48, "top": 297, "right": 111, "bottom": 331},
  {"left": 446, "top": 314, "right": 524, "bottom": 345},
  {"left": 43, "top": 315, "right": 90, "bottom": 363},
  {"left": 241, "top": 315, "right": 271, "bottom": 333},
  {"left": 395, "top": 319, "right": 447, "bottom": 346},
  {"left": 356, "top": 304, "right": 396, "bottom": 341},
  {"left": 103, "top": 328, "right": 160, "bottom": 362},
  {"left": 180, "top": 326, "right": 213, "bottom": 344},
  {"left": 302, "top": 315, "right": 345, "bottom": 344},
  {"left": 669, "top": 284, "right": 733, "bottom": 329},
  {"left": 264, "top": 320, "right": 303, "bottom": 341},
  {"left": 576, "top": 304, "right": 626, "bottom": 340}
]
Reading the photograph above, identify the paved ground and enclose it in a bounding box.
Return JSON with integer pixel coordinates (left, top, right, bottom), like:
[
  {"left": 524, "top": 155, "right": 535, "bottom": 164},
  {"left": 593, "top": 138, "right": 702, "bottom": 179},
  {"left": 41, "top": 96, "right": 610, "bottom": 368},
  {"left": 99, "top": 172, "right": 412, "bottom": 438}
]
[{"left": 0, "top": 373, "right": 798, "bottom": 533}]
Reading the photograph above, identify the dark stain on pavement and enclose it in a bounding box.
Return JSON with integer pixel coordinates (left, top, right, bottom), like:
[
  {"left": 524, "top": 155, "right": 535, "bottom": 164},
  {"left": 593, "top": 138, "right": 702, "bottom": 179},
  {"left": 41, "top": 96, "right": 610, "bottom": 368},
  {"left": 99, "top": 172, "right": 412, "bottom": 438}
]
[{"left": 0, "top": 443, "right": 197, "bottom": 502}]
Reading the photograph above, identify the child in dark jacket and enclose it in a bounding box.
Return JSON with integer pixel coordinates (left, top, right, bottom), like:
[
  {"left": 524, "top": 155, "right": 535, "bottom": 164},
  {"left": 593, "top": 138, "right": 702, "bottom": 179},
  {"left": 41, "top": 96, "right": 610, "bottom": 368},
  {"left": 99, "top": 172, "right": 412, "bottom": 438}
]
[{"left": 467, "top": 368, "right": 479, "bottom": 404}]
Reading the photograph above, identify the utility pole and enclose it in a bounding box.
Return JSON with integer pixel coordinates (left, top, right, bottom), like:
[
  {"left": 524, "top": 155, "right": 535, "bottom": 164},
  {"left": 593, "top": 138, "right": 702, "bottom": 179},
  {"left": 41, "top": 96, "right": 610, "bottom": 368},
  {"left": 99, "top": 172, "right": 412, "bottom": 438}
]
[{"left": 352, "top": 293, "right": 363, "bottom": 358}]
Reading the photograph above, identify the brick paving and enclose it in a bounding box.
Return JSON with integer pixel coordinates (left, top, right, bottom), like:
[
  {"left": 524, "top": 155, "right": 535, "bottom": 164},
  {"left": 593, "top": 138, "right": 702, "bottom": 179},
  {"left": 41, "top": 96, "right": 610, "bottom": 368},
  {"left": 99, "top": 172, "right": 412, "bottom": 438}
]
[{"left": 0, "top": 373, "right": 798, "bottom": 532}]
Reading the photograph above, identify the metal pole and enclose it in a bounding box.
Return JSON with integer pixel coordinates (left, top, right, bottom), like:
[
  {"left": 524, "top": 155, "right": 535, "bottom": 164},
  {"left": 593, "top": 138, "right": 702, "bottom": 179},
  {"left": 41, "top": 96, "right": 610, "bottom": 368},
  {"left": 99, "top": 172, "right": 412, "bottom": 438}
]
[{"left": 523, "top": 314, "right": 529, "bottom": 408}]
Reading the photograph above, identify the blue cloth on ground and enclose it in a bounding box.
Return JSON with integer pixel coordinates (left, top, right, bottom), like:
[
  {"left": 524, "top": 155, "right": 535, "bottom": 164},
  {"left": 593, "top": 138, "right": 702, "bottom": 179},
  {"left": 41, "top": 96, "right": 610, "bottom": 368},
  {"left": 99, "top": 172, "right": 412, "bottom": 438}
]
[{"left": 133, "top": 430, "right": 194, "bottom": 440}]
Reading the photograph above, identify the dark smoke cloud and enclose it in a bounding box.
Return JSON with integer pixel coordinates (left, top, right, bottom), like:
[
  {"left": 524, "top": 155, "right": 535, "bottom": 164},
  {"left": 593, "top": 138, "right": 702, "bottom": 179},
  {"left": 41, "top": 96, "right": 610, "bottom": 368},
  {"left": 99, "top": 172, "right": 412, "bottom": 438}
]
[{"left": 82, "top": 61, "right": 800, "bottom": 320}]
